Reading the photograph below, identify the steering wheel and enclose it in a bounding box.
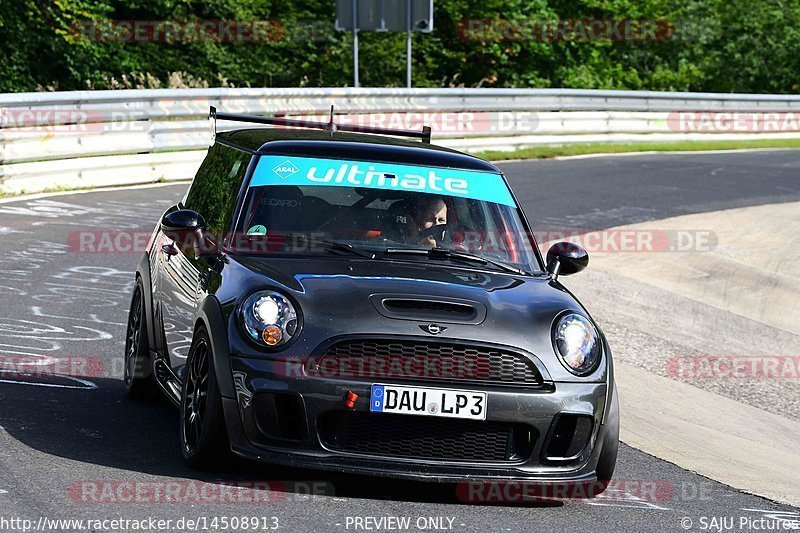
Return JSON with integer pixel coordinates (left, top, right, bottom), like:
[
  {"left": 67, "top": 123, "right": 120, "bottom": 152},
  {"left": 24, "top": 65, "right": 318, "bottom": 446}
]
[{"left": 408, "top": 223, "right": 452, "bottom": 243}]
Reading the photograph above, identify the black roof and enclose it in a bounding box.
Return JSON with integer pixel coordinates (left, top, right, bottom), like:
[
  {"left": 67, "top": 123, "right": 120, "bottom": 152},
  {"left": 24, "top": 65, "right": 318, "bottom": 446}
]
[{"left": 216, "top": 128, "right": 501, "bottom": 173}]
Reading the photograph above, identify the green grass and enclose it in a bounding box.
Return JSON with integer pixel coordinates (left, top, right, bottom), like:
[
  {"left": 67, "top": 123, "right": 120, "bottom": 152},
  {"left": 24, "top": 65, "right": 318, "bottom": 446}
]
[
  {"left": 0, "top": 184, "right": 76, "bottom": 198},
  {"left": 476, "top": 138, "right": 800, "bottom": 161}
]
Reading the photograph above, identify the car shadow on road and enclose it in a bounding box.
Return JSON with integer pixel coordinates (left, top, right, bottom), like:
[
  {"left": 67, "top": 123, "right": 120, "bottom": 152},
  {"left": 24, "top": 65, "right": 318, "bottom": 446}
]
[{"left": 0, "top": 377, "right": 563, "bottom": 508}]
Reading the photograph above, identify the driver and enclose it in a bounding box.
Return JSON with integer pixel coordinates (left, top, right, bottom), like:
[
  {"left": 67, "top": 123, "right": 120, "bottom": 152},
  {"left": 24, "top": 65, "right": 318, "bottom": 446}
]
[{"left": 404, "top": 196, "right": 447, "bottom": 247}]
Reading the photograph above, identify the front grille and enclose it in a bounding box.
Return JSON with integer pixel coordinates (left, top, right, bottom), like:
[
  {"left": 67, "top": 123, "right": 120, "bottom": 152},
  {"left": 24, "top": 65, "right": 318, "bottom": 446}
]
[
  {"left": 318, "top": 411, "right": 536, "bottom": 463},
  {"left": 306, "top": 339, "right": 544, "bottom": 386}
]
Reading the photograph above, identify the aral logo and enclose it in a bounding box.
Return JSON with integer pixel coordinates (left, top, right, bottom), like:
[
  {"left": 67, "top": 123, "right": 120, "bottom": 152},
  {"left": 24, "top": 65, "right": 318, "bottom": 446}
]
[{"left": 272, "top": 160, "right": 299, "bottom": 179}]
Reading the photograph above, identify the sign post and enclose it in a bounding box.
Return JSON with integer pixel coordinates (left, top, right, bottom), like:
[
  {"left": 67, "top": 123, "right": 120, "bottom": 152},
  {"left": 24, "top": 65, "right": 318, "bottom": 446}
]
[
  {"left": 406, "top": 0, "right": 412, "bottom": 88},
  {"left": 352, "top": 0, "right": 359, "bottom": 88},
  {"left": 336, "top": 0, "right": 433, "bottom": 88}
]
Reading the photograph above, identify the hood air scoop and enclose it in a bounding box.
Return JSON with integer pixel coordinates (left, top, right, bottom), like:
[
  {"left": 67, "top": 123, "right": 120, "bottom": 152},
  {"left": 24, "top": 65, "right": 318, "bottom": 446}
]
[{"left": 369, "top": 294, "right": 487, "bottom": 325}]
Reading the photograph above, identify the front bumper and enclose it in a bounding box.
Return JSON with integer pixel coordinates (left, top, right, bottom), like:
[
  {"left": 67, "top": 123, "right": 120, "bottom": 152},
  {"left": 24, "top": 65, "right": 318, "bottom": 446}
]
[{"left": 222, "top": 352, "right": 614, "bottom": 483}]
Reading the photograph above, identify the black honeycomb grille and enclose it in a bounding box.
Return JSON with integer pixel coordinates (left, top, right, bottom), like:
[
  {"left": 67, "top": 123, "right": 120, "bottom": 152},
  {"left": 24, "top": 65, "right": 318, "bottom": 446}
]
[
  {"left": 307, "top": 339, "right": 543, "bottom": 386},
  {"left": 318, "top": 412, "right": 535, "bottom": 463}
]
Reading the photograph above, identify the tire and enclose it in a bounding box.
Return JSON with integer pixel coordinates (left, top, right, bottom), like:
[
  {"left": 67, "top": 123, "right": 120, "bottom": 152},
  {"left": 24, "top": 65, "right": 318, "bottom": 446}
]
[
  {"left": 124, "top": 281, "right": 159, "bottom": 400},
  {"left": 180, "top": 326, "right": 230, "bottom": 469},
  {"left": 594, "top": 384, "right": 620, "bottom": 494}
]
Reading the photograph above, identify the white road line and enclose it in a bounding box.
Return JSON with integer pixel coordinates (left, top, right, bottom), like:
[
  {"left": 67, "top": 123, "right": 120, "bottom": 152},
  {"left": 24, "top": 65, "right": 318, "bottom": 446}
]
[
  {"left": 0, "top": 376, "right": 97, "bottom": 390},
  {"left": 0, "top": 180, "right": 190, "bottom": 205}
]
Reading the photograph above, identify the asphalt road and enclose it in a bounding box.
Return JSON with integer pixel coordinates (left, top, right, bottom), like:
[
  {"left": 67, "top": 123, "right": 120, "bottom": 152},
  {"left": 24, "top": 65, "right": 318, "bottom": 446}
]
[
  {"left": 503, "top": 149, "right": 800, "bottom": 229},
  {"left": 1, "top": 150, "right": 799, "bottom": 532}
]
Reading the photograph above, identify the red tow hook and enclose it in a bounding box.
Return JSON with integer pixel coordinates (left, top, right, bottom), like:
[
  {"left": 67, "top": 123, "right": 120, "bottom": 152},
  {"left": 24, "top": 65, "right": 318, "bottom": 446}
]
[{"left": 344, "top": 391, "right": 359, "bottom": 409}]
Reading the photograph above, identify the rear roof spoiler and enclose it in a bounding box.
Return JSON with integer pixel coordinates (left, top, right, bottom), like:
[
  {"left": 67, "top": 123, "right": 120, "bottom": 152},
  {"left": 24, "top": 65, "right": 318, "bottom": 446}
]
[{"left": 209, "top": 105, "right": 432, "bottom": 144}]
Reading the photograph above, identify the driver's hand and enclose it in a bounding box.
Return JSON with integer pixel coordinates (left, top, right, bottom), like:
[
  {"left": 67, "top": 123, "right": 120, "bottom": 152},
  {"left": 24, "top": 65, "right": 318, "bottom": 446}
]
[{"left": 418, "top": 236, "right": 437, "bottom": 248}]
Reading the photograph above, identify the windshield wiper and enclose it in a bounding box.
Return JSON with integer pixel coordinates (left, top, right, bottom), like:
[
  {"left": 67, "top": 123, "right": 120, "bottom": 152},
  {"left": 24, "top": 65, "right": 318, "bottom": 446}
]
[
  {"left": 248, "top": 233, "right": 376, "bottom": 259},
  {"left": 384, "top": 247, "right": 526, "bottom": 275},
  {"left": 290, "top": 234, "right": 376, "bottom": 259}
]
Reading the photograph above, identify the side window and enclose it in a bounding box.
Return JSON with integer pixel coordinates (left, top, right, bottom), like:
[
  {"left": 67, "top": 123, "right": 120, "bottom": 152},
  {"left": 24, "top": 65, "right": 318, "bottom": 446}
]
[{"left": 183, "top": 144, "right": 251, "bottom": 237}]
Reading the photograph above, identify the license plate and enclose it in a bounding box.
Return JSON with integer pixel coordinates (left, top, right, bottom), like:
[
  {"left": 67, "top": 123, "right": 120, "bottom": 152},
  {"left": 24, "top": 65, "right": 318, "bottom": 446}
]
[{"left": 369, "top": 384, "right": 487, "bottom": 420}]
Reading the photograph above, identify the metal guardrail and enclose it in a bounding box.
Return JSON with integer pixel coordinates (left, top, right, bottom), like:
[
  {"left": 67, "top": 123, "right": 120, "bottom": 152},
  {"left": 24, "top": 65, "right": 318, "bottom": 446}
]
[{"left": 3, "top": 88, "right": 800, "bottom": 194}]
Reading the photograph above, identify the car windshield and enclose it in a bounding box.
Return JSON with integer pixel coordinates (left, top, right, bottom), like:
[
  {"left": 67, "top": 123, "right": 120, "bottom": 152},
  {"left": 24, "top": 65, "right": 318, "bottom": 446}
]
[{"left": 232, "top": 154, "right": 541, "bottom": 273}]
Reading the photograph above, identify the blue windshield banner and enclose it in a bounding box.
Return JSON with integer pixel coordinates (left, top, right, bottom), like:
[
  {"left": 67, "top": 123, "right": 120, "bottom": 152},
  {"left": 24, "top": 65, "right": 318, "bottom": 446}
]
[{"left": 250, "top": 155, "right": 517, "bottom": 207}]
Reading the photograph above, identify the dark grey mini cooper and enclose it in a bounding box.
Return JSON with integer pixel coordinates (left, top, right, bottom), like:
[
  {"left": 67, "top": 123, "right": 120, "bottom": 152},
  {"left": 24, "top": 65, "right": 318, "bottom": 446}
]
[{"left": 124, "top": 109, "right": 618, "bottom": 494}]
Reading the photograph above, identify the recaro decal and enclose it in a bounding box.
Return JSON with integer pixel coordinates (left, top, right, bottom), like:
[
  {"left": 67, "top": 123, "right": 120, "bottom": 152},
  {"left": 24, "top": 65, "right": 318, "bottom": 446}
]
[
  {"left": 251, "top": 155, "right": 517, "bottom": 207},
  {"left": 267, "top": 198, "right": 300, "bottom": 207}
]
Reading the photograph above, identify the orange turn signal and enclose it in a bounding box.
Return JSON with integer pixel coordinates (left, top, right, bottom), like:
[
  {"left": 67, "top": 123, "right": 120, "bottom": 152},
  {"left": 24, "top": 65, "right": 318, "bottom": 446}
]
[
  {"left": 262, "top": 326, "right": 283, "bottom": 346},
  {"left": 344, "top": 391, "right": 358, "bottom": 409}
]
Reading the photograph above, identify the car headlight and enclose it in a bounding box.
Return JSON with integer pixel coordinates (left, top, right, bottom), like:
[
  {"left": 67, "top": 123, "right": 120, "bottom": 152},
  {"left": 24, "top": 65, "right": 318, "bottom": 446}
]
[
  {"left": 553, "top": 313, "right": 601, "bottom": 375},
  {"left": 240, "top": 291, "right": 299, "bottom": 348}
]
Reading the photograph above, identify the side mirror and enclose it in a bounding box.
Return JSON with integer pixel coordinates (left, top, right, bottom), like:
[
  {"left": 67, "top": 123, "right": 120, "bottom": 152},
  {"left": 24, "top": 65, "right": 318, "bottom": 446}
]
[
  {"left": 161, "top": 209, "right": 208, "bottom": 256},
  {"left": 546, "top": 242, "right": 589, "bottom": 280}
]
